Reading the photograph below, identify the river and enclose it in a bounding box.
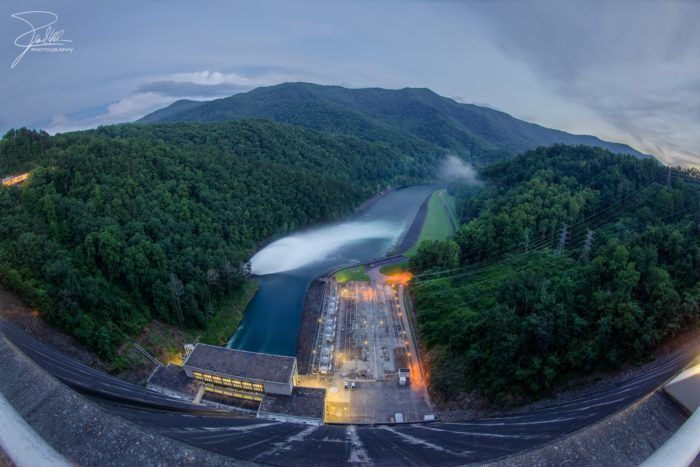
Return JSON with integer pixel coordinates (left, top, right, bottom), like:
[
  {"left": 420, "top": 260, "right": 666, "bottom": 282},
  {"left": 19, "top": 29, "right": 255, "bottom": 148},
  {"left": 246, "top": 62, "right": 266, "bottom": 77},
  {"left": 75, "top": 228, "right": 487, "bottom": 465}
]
[{"left": 227, "top": 185, "right": 435, "bottom": 356}]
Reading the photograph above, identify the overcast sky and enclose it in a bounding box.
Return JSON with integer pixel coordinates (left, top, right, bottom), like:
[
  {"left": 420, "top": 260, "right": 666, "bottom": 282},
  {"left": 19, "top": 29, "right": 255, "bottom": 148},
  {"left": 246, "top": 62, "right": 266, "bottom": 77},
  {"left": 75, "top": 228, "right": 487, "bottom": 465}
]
[{"left": 1, "top": 0, "right": 698, "bottom": 166}]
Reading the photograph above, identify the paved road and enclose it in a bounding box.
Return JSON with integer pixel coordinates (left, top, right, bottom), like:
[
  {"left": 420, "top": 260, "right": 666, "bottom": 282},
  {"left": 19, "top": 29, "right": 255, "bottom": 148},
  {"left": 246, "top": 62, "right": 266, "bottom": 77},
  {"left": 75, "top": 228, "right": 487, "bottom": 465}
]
[
  {"left": 0, "top": 319, "right": 229, "bottom": 415},
  {"left": 1, "top": 318, "right": 697, "bottom": 466}
]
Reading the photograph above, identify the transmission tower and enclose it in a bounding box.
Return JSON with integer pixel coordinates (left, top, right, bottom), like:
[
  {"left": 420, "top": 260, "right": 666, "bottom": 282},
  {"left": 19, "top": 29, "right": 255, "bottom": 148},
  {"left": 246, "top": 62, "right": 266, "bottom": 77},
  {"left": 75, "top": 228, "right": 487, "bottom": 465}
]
[
  {"left": 523, "top": 229, "right": 530, "bottom": 252},
  {"left": 578, "top": 228, "right": 595, "bottom": 263},
  {"left": 555, "top": 223, "right": 568, "bottom": 255}
]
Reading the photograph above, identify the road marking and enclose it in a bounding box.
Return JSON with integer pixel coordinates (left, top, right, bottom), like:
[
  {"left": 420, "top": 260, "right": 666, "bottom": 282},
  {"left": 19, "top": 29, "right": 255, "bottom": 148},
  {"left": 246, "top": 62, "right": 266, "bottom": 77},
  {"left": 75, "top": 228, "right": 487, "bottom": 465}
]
[
  {"left": 380, "top": 425, "right": 473, "bottom": 457},
  {"left": 411, "top": 424, "right": 548, "bottom": 439},
  {"left": 347, "top": 425, "right": 371, "bottom": 464}
]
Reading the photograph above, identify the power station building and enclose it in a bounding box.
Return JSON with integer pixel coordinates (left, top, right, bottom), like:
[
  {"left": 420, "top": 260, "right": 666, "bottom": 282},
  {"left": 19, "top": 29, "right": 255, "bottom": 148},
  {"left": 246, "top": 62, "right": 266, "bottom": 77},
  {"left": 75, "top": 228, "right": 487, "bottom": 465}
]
[
  {"left": 183, "top": 344, "right": 298, "bottom": 402},
  {"left": 148, "top": 344, "right": 325, "bottom": 424}
]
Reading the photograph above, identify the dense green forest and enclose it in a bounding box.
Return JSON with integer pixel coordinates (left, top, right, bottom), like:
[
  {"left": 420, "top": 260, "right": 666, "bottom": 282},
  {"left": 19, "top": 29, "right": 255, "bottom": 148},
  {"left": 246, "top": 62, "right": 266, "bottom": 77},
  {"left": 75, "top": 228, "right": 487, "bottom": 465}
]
[
  {"left": 140, "top": 82, "right": 649, "bottom": 165},
  {"left": 0, "top": 121, "right": 438, "bottom": 359},
  {"left": 1, "top": 108, "right": 687, "bottom": 401},
  {"left": 410, "top": 145, "right": 700, "bottom": 401}
]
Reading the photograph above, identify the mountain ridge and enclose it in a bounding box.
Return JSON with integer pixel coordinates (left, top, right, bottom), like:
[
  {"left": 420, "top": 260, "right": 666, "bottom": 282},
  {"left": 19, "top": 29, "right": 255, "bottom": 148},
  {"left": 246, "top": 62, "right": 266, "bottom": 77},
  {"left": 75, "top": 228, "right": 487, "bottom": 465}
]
[{"left": 139, "top": 82, "right": 652, "bottom": 164}]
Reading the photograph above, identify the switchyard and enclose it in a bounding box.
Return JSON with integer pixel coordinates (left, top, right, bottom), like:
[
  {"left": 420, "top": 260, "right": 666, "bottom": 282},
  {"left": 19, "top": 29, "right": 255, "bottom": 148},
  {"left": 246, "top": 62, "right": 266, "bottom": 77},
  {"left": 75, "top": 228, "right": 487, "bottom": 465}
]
[{"left": 302, "top": 278, "right": 434, "bottom": 423}]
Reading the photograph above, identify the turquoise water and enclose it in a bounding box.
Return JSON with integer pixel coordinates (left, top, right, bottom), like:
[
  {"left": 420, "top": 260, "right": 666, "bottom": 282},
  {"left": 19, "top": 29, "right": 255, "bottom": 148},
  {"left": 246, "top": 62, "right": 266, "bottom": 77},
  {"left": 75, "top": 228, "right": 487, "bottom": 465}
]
[{"left": 227, "top": 185, "right": 434, "bottom": 356}]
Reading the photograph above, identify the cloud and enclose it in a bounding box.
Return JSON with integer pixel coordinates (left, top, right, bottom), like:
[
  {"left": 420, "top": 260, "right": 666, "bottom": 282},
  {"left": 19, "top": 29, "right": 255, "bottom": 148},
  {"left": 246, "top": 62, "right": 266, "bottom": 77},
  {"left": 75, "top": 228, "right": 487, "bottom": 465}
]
[
  {"left": 136, "top": 81, "right": 248, "bottom": 97},
  {"left": 439, "top": 155, "right": 481, "bottom": 185},
  {"left": 466, "top": 1, "right": 700, "bottom": 165},
  {"left": 136, "top": 70, "right": 298, "bottom": 97},
  {"left": 45, "top": 92, "right": 175, "bottom": 133},
  {"left": 44, "top": 69, "right": 298, "bottom": 134},
  {"left": 136, "top": 70, "right": 294, "bottom": 97}
]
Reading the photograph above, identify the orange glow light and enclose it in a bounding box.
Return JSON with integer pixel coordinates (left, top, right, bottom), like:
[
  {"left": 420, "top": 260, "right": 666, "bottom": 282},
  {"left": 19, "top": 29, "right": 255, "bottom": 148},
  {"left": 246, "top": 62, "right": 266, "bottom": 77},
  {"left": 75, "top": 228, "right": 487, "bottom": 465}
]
[{"left": 386, "top": 272, "right": 413, "bottom": 285}]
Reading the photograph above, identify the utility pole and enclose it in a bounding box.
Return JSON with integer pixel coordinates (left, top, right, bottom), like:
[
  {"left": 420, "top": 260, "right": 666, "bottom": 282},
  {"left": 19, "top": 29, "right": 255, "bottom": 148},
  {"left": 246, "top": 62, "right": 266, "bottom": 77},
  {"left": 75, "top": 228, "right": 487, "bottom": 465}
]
[
  {"left": 556, "top": 223, "right": 568, "bottom": 255},
  {"left": 523, "top": 228, "right": 530, "bottom": 252},
  {"left": 579, "top": 228, "right": 595, "bottom": 263},
  {"left": 169, "top": 273, "right": 185, "bottom": 325},
  {"left": 667, "top": 166, "right": 673, "bottom": 188}
]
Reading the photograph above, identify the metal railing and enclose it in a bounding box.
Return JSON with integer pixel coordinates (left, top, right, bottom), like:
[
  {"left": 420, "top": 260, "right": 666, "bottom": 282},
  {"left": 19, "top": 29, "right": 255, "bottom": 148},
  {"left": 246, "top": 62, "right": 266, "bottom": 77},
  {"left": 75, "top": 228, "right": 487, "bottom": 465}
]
[{"left": 640, "top": 408, "right": 700, "bottom": 467}]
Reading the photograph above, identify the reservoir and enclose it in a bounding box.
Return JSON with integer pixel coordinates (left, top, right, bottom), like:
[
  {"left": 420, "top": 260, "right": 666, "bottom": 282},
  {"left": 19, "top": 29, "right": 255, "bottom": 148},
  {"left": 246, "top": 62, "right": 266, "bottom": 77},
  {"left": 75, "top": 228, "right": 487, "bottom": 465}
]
[{"left": 227, "top": 185, "right": 435, "bottom": 356}]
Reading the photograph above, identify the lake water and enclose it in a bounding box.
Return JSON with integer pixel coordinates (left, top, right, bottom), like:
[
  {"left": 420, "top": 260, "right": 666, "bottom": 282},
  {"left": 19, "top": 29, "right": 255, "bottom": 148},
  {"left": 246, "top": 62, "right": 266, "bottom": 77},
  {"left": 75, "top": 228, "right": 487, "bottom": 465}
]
[{"left": 227, "top": 185, "right": 434, "bottom": 356}]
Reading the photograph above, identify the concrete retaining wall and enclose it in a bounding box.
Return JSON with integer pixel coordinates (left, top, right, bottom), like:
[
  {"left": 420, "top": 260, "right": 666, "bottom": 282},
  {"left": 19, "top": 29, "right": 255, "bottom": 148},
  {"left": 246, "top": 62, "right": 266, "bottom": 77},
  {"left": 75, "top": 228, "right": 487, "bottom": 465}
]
[
  {"left": 486, "top": 392, "right": 695, "bottom": 467},
  {"left": 0, "top": 334, "right": 252, "bottom": 466}
]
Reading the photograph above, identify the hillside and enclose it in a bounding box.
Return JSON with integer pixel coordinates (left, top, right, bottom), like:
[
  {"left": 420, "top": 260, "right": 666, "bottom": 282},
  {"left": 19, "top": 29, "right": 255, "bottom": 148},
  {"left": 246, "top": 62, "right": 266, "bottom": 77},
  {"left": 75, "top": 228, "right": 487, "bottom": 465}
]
[
  {"left": 137, "top": 99, "right": 205, "bottom": 123},
  {"left": 0, "top": 121, "right": 436, "bottom": 359},
  {"left": 139, "top": 82, "right": 651, "bottom": 165},
  {"left": 410, "top": 146, "right": 700, "bottom": 401}
]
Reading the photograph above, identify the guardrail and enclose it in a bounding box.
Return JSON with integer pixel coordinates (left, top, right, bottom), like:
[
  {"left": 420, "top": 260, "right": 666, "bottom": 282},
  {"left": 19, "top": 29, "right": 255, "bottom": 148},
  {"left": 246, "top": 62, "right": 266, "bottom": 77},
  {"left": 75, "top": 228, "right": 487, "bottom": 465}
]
[
  {"left": 640, "top": 408, "right": 700, "bottom": 467},
  {"left": 641, "top": 359, "right": 700, "bottom": 466}
]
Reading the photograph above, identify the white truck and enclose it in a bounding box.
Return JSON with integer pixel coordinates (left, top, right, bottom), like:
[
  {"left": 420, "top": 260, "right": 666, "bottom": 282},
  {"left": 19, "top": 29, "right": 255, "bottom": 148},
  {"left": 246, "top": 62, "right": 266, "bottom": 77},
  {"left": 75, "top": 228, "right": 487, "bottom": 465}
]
[{"left": 398, "top": 368, "right": 410, "bottom": 386}]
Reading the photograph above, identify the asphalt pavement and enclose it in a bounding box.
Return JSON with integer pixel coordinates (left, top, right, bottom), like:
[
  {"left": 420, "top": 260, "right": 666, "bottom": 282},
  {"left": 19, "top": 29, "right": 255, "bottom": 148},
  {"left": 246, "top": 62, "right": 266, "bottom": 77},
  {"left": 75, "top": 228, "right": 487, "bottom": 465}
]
[{"left": 1, "top": 318, "right": 697, "bottom": 466}]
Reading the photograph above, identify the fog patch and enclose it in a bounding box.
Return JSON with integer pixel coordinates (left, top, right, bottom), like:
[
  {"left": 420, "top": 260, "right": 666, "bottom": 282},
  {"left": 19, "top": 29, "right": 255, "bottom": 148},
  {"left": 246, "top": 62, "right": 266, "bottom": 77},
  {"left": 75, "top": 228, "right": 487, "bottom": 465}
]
[
  {"left": 439, "top": 155, "right": 481, "bottom": 185},
  {"left": 251, "top": 220, "right": 399, "bottom": 275}
]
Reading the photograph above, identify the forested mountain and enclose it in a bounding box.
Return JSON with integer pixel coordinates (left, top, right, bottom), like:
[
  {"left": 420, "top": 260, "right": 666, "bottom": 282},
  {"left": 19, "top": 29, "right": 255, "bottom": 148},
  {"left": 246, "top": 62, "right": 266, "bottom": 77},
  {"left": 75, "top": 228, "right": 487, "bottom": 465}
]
[
  {"left": 138, "top": 99, "right": 205, "bottom": 123},
  {"left": 0, "top": 121, "right": 438, "bottom": 358},
  {"left": 410, "top": 146, "right": 700, "bottom": 401},
  {"left": 139, "top": 82, "right": 650, "bottom": 165}
]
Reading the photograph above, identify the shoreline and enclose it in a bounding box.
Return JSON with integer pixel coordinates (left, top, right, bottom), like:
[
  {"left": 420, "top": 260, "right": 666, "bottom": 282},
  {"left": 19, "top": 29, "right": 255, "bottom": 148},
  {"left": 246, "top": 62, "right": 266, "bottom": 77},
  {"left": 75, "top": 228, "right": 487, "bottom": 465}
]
[
  {"left": 294, "top": 279, "right": 327, "bottom": 375},
  {"left": 202, "top": 279, "right": 259, "bottom": 346},
  {"left": 232, "top": 184, "right": 435, "bottom": 356},
  {"left": 350, "top": 185, "right": 399, "bottom": 218},
  {"left": 392, "top": 189, "right": 432, "bottom": 255}
]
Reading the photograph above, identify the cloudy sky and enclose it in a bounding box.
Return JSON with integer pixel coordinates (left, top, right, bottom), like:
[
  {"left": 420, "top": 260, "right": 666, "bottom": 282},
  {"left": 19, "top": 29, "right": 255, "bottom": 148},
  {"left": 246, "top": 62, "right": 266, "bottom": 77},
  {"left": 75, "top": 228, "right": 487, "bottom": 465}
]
[{"left": 1, "top": 0, "right": 698, "bottom": 165}]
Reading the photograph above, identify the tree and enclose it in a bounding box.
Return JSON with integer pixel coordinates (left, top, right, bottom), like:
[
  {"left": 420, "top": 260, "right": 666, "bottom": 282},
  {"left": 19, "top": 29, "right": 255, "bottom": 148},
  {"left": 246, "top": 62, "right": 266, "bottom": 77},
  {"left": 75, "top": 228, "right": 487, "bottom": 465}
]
[{"left": 410, "top": 239, "right": 459, "bottom": 273}]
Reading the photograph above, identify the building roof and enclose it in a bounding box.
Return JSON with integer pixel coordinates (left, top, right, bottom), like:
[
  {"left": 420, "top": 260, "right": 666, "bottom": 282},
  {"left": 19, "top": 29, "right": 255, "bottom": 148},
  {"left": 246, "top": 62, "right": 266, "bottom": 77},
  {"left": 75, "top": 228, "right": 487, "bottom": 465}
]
[
  {"left": 259, "top": 387, "right": 326, "bottom": 420},
  {"left": 183, "top": 344, "right": 296, "bottom": 384}
]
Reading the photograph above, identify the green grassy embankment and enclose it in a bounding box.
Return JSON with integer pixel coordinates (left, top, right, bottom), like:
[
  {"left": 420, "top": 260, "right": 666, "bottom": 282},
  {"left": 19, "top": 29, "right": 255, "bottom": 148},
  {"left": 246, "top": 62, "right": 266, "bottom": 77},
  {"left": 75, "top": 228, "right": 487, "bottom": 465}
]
[
  {"left": 380, "top": 261, "right": 409, "bottom": 276},
  {"left": 405, "top": 189, "right": 456, "bottom": 256},
  {"left": 335, "top": 266, "right": 370, "bottom": 282}
]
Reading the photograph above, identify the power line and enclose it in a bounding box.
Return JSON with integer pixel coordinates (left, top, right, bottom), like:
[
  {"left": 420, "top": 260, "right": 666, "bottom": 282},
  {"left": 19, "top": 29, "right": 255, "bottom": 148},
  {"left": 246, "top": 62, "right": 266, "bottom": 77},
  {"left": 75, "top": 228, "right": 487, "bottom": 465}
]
[
  {"left": 413, "top": 168, "right": 667, "bottom": 280},
  {"left": 412, "top": 197, "right": 697, "bottom": 286},
  {"left": 578, "top": 229, "right": 594, "bottom": 263},
  {"left": 555, "top": 223, "right": 569, "bottom": 255},
  {"left": 412, "top": 165, "right": 700, "bottom": 284}
]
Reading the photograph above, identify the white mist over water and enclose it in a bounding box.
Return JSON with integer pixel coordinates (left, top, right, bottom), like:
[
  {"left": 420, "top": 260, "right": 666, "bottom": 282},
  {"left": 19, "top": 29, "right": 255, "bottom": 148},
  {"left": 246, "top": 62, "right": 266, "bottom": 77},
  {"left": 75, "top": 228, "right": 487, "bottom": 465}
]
[
  {"left": 440, "top": 155, "right": 481, "bottom": 185},
  {"left": 250, "top": 220, "right": 401, "bottom": 275}
]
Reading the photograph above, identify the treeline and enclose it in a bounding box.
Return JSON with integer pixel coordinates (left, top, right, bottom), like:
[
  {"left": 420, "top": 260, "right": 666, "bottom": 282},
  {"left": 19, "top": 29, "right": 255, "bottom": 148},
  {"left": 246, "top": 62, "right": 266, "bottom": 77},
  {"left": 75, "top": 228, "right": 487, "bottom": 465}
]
[
  {"left": 411, "top": 145, "right": 700, "bottom": 401},
  {"left": 0, "top": 121, "right": 436, "bottom": 359},
  {"left": 0, "top": 128, "right": 52, "bottom": 176}
]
